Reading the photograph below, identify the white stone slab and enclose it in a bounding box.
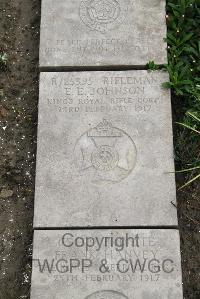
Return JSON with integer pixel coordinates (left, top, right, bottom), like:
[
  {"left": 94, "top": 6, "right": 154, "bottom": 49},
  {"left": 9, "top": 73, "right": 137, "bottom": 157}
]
[
  {"left": 40, "top": 0, "right": 167, "bottom": 68},
  {"left": 34, "top": 71, "right": 177, "bottom": 227},
  {"left": 31, "top": 229, "right": 183, "bottom": 299}
]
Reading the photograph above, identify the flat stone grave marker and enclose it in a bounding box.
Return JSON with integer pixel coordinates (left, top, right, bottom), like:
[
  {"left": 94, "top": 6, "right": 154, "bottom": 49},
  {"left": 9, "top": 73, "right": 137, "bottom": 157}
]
[
  {"left": 34, "top": 70, "right": 177, "bottom": 228},
  {"left": 40, "top": 0, "right": 167, "bottom": 68},
  {"left": 31, "top": 229, "right": 183, "bottom": 299}
]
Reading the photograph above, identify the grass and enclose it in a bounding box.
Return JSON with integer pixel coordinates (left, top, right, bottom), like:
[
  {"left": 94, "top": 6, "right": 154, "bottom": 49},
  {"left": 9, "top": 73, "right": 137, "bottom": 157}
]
[{"left": 147, "top": 0, "right": 200, "bottom": 188}]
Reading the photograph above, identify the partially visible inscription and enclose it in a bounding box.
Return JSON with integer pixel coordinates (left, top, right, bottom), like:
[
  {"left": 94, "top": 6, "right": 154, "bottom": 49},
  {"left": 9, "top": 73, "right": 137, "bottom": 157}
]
[
  {"left": 32, "top": 230, "right": 182, "bottom": 298},
  {"left": 85, "top": 290, "right": 129, "bottom": 299},
  {"left": 74, "top": 120, "right": 137, "bottom": 184},
  {"left": 42, "top": 38, "right": 145, "bottom": 56}
]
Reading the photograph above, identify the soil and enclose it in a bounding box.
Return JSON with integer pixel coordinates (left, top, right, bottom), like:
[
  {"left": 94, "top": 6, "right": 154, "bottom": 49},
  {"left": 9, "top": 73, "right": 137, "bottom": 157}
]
[
  {"left": 0, "top": 1, "right": 199, "bottom": 299},
  {"left": 0, "top": 0, "right": 40, "bottom": 298}
]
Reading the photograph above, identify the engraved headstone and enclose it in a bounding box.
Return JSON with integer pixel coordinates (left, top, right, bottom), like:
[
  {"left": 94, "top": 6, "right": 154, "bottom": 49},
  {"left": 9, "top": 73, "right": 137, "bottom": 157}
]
[
  {"left": 31, "top": 229, "right": 183, "bottom": 298},
  {"left": 34, "top": 70, "right": 177, "bottom": 227},
  {"left": 40, "top": 0, "right": 167, "bottom": 68}
]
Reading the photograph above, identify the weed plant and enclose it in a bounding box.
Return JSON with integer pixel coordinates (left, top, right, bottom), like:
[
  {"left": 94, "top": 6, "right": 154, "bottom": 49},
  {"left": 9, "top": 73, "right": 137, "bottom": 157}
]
[{"left": 148, "top": 0, "right": 200, "bottom": 187}]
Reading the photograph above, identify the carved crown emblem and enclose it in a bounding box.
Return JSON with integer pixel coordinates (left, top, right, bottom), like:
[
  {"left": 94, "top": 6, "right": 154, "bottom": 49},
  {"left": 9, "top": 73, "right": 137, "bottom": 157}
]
[{"left": 88, "top": 119, "right": 122, "bottom": 137}]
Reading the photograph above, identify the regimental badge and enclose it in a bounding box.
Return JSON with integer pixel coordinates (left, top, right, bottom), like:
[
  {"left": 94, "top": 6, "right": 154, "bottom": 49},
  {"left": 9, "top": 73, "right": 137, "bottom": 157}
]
[
  {"left": 79, "top": 0, "right": 124, "bottom": 33},
  {"left": 74, "top": 120, "right": 137, "bottom": 184}
]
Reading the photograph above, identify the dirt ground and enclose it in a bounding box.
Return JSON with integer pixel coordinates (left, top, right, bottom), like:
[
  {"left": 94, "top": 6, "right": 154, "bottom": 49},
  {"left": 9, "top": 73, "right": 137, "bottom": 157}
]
[{"left": 0, "top": 0, "right": 199, "bottom": 298}]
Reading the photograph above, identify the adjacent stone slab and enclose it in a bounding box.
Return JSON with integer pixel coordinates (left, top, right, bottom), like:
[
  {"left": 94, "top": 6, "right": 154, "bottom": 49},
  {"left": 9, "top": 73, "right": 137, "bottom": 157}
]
[
  {"left": 34, "top": 71, "right": 177, "bottom": 227},
  {"left": 31, "top": 229, "right": 183, "bottom": 298},
  {"left": 40, "top": 0, "right": 167, "bottom": 68}
]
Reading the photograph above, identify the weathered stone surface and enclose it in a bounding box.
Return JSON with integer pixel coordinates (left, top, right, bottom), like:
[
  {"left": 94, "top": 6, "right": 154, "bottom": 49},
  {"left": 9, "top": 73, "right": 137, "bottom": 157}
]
[
  {"left": 40, "top": 0, "right": 167, "bottom": 68},
  {"left": 31, "top": 229, "right": 183, "bottom": 298},
  {"left": 34, "top": 71, "right": 177, "bottom": 227}
]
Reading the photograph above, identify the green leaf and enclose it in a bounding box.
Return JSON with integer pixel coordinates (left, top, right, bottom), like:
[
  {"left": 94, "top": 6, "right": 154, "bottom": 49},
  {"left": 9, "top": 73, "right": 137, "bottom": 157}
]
[
  {"left": 179, "top": 173, "right": 200, "bottom": 189},
  {"left": 179, "top": 33, "right": 193, "bottom": 45},
  {"left": 176, "top": 166, "right": 200, "bottom": 173},
  {"left": 162, "top": 82, "right": 172, "bottom": 89},
  {"left": 176, "top": 122, "right": 200, "bottom": 134},
  {"left": 187, "top": 111, "right": 200, "bottom": 122}
]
